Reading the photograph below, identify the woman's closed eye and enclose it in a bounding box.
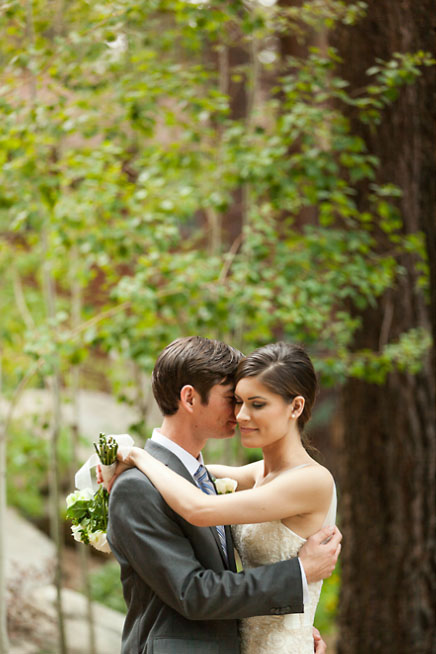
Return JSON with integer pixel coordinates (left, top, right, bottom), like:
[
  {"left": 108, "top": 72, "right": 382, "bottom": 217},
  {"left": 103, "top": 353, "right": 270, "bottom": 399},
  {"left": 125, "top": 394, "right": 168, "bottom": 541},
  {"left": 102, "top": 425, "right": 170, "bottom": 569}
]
[{"left": 234, "top": 399, "right": 266, "bottom": 409}]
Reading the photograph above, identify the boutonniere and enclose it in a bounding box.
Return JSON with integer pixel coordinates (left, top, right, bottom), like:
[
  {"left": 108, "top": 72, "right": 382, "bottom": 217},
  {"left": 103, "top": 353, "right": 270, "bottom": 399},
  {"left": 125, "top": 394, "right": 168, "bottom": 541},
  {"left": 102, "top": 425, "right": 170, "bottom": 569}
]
[{"left": 214, "top": 477, "right": 238, "bottom": 494}]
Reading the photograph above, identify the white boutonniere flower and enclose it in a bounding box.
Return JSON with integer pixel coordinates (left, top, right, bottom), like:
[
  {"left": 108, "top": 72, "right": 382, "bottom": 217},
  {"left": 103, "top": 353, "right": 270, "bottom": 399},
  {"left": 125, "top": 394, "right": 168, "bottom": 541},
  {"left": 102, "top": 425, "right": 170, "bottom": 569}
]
[{"left": 214, "top": 477, "right": 238, "bottom": 494}]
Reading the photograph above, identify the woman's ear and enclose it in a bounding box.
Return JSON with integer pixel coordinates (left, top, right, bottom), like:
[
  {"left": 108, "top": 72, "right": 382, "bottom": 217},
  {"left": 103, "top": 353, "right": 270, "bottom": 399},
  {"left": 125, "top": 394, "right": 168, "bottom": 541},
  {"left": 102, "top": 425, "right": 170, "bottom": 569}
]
[
  {"left": 291, "top": 396, "right": 305, "bottom": 419},
  {"left": 180, "top": 385, "right": 195, "bottom": 413}
]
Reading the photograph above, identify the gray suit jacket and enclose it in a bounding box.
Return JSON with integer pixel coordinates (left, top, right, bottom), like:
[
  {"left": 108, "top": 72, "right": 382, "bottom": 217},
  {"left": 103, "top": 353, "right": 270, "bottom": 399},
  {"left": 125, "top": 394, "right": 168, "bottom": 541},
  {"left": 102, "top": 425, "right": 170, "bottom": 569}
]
[{"left": 107, "top": 440, "right": 303, "bottom": 653}]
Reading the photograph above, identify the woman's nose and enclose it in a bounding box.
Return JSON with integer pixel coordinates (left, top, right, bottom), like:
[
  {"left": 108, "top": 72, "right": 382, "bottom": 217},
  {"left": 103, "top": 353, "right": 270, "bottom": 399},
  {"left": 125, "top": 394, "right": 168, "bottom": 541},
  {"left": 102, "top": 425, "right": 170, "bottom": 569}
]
[{"left": 236, "top": 404, "right": 249, "bottom": 422}]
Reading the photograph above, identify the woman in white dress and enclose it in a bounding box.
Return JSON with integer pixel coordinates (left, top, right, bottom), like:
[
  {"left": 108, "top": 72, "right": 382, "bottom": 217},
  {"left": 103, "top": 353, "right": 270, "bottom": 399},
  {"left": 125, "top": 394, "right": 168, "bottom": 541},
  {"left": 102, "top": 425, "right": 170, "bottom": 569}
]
[{"left": 116, "top": 342, "right": 336, "bottom": 654}]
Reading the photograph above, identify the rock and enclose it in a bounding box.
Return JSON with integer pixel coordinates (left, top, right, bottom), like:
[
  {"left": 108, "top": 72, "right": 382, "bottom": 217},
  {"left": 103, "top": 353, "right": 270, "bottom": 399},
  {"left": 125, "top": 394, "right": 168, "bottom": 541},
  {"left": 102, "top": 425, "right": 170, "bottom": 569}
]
[
  {"left": 5, "top": 509, "right": 125, "bottom": 653},
  {"left": 4, "top": 388, "right": 162, "bottom": 438},
  {"left": 5, "top": 507, "right": 55, "bottom": 587},
  {"left": 29, "top": 585, "right": 125, "bottom": 654},
  {"left": 9, "top": 643, "right": 38, "bottom": 654},
  {"left": 9, "top": 584, "right": 125, "bottom": 654}
]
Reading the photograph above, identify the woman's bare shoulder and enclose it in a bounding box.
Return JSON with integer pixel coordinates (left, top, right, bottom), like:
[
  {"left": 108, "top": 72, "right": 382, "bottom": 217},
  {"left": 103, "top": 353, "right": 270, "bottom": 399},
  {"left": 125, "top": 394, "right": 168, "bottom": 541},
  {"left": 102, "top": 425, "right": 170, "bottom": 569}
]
[{"left": 283, "top": 461, "right": 334, "bottom": 494}]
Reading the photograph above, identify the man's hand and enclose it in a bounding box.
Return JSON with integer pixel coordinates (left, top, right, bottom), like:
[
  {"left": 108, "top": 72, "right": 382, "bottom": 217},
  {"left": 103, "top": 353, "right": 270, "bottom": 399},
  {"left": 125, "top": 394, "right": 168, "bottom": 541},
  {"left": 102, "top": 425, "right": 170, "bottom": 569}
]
[
  {"left": 299, "top": 526, "right": 342, "bottom": 583},
  {"left": 313, "top": 627, "right": 327, "bottom": 654}
]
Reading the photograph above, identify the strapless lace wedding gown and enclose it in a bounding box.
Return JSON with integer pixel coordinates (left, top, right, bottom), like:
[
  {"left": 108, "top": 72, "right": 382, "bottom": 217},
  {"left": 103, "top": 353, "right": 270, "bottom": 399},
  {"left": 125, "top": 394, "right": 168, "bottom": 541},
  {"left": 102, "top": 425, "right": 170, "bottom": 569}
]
[{"left": 232, "top": 481, "right": 336, "bottom": 654}]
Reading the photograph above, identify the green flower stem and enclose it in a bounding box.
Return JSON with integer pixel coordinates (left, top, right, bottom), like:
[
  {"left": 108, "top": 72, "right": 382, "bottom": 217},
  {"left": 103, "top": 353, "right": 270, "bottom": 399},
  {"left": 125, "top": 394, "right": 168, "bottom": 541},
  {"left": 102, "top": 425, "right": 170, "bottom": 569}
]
[{"left": 93, "top": 433, "right": 118, "bottom": 465}]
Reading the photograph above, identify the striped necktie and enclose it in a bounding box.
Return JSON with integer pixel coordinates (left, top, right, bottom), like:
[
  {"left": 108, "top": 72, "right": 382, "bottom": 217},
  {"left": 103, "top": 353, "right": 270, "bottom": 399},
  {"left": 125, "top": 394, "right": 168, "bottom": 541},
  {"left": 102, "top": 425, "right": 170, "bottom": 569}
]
[{"left": 194, "top": 464, "right": 228, "bottom": 562}]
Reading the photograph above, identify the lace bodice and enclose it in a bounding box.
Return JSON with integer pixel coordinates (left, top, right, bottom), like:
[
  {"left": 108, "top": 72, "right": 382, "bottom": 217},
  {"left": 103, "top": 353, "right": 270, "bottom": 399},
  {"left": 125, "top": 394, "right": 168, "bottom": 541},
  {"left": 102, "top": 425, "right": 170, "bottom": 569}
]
[{"left": 232, "top": 484, "right": 336, "bottom": 654}]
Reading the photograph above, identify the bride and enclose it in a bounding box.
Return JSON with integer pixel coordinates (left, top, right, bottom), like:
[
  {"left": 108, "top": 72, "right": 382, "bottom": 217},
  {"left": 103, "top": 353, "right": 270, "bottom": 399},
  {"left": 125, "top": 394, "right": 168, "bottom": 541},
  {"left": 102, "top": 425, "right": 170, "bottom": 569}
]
[{"left": 112, "top": 342, "right": 336, "bottom": 654}]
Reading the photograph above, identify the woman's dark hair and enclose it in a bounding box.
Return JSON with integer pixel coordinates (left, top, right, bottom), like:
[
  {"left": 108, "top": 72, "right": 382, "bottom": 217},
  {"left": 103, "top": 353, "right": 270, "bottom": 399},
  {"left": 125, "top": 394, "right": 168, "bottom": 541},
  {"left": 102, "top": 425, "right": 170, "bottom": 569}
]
[
  {"left": 235, "top": 342, "right": 318, "bottom": 435},
  {"left": 152, "top": 336, "right": 243, "bottom": 416}
]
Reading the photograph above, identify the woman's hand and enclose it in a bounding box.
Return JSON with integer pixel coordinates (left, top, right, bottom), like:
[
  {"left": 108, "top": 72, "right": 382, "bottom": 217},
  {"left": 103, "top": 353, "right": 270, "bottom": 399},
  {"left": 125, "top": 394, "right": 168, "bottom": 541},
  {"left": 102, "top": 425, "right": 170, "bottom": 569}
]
[
  {"left": 106, "top": 459, "right": 132, "bottom": 492},
  {"left": 108, "top": 447, "right": 141, "bottom": 490},
  {"left": 96, "top": 447, "right": 142, "bottom": 491},
  {"left": 116, "top": 446, "right": 137, "bottom": 466}
]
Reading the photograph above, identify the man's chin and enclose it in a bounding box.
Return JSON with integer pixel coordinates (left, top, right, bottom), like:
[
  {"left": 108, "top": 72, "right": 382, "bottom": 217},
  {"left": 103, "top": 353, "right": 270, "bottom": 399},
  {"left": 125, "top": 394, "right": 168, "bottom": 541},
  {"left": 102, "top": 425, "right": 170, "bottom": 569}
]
[{"left": 214, "top": 425, "right": 237, "bottom": 439}]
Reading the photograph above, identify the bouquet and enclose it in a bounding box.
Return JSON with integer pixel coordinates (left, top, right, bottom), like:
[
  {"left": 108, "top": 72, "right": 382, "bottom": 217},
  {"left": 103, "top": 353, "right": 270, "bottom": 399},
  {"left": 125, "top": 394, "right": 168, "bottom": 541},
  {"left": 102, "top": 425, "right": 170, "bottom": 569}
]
[
  {"left": 66, "top": 432, "right": 132, "bottom": 553},
  {"left": 66, "top": 484, "right": 111, "bottom": 553}
]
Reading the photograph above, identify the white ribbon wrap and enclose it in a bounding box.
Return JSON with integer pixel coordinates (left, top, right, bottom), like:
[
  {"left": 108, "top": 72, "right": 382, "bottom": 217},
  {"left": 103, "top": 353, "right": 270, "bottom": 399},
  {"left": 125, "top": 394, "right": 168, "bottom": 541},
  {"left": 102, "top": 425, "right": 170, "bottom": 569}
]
[{"left": 75, "top": 433, "right": 134, "bottom": 491}]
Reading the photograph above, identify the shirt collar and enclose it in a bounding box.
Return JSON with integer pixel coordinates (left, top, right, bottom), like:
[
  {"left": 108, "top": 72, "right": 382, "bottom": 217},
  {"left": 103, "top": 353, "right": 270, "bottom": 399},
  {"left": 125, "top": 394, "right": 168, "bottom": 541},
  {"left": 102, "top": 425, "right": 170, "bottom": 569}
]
[{"left": 150, "top": 428, "right": 204, "bottom": 477}]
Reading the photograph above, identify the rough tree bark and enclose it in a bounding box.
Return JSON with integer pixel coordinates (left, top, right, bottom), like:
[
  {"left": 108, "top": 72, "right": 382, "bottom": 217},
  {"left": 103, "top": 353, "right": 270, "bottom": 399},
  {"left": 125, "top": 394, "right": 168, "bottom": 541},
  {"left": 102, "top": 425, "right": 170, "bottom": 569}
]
[{"left": 332, "top": 3, "right": 436, "bottom": 652}]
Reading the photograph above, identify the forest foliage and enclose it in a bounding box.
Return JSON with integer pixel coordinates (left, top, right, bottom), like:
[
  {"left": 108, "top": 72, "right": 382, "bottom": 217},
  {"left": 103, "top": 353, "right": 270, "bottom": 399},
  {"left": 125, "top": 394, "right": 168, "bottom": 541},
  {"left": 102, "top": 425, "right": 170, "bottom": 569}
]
[{"left": 0, "top": 0, "right": 432, "bottom": 407}]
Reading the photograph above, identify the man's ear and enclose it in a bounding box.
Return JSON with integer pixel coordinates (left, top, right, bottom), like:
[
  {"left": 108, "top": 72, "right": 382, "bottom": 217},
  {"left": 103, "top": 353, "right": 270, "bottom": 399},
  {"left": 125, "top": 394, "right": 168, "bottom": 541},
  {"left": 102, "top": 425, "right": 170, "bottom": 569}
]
[{"left": 180, "top": 385, "right": 196, "bottom": 413}]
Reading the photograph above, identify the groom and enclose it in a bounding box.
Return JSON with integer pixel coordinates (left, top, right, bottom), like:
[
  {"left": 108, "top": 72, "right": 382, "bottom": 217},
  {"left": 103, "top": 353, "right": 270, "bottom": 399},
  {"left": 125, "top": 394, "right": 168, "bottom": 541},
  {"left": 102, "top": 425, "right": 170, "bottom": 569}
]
[{"left": 107, "top": 336, "right": 341, "bottom": 653}]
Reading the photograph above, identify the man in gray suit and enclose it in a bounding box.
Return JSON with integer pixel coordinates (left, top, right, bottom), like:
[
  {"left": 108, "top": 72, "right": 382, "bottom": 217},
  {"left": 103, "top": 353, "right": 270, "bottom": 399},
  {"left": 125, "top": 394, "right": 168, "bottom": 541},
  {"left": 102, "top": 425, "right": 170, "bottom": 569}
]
[{"left": 107, "top": 336, "right": 341, "bottom": 653}]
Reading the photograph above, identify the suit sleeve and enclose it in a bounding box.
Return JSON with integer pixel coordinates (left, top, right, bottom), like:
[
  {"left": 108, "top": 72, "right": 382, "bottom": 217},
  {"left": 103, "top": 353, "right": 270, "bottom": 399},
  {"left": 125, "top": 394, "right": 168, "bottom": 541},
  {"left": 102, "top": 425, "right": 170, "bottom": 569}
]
[{"left": 108, "top": 471, "right": 303, "bottom": 621}]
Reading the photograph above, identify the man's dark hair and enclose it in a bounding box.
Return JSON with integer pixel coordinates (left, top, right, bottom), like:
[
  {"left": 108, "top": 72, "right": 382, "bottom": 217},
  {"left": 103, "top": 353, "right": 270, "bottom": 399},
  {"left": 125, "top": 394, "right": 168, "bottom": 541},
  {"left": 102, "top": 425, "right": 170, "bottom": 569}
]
[{"left": 152, "top": 336, "right": 243, "bottom": 416}]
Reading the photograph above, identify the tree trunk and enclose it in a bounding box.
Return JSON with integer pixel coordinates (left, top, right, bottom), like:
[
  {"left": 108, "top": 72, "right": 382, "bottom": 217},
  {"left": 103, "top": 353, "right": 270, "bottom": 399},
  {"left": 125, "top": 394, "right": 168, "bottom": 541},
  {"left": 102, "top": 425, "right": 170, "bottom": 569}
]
[
  {"left": 0, "top": 353, "right": 10, "bottom": 654},
  {"left": 42, "top": 228, "right": 67, "bottom": 654},
  {"left": 69, "top": 245, "right": 97, "bottom": 654},
  {"left": 332, "top": 3, "right": 436, "bottom": 652}
]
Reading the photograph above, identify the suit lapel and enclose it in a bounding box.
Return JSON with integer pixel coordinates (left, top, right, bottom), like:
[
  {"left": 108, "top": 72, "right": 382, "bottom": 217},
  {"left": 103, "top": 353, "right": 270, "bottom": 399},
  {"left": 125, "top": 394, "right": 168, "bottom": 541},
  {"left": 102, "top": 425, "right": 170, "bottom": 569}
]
[
  {"left": 145, "top": 439, "right": 197, "bottom": 483},
  {"left": 145, "top": 440, "right": 230, "bottom": 568}
]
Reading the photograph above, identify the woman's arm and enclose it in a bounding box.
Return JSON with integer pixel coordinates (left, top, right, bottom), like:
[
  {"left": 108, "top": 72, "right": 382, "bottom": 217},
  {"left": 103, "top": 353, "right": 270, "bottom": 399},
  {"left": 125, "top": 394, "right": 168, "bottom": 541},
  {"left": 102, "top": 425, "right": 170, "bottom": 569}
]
[
  {"left": 207, "top": 461, "right": 262, "bottom": 491},
  {"left": 114, "top": 447, "right": 333, "bottom": 527}
]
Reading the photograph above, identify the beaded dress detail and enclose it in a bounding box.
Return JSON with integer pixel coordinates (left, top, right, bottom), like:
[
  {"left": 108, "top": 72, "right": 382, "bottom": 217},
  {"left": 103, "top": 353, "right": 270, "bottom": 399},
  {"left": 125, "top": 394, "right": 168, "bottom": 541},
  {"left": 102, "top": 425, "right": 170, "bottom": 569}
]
[{"left": 232, "top": 469, "right": 336, "bottom": 654}]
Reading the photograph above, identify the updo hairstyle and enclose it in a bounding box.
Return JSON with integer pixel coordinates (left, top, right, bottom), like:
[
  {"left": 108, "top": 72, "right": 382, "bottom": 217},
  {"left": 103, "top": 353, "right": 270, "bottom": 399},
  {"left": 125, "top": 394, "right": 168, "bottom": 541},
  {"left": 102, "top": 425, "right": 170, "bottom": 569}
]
[{"left": 234, "top": 342, "right": 318, "bottom": 434}]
